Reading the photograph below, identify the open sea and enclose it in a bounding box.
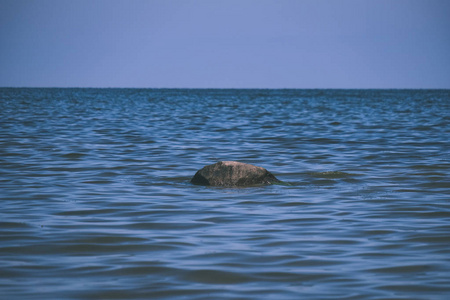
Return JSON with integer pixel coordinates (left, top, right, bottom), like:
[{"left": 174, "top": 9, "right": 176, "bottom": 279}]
[{"left": 0, "top": 88, "right": 449, "bottom": 299}]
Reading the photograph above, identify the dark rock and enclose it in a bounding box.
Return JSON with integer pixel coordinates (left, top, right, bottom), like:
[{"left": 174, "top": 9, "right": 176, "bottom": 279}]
[{"left": 191, "top": 161, "right": 281, "bottom": 187}]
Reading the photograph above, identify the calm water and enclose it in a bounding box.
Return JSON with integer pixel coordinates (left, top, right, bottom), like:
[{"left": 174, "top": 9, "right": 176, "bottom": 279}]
[{"left": 1, "top": 88, "right": 449, "bottom": 299}]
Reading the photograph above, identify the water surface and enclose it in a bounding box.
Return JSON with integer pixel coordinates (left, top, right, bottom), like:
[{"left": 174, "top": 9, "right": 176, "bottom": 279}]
[{"left": 1, "top": 88, "right": 449, "bottom": 299}]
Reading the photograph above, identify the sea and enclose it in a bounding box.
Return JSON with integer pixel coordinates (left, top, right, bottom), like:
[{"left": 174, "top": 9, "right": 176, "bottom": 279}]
[{"left": 0, "top": 88, "right": 449, "bottom": 299}]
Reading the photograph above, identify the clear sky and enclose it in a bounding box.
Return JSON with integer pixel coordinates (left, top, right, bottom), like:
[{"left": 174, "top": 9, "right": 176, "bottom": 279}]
[{"left": 1, "top": 0, "right": 449, "bottom": 89}]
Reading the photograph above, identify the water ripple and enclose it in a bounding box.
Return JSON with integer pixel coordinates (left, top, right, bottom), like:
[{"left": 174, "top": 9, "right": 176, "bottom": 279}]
[{"left": 0, "top": 88, "right": 449, "bottom": 299}]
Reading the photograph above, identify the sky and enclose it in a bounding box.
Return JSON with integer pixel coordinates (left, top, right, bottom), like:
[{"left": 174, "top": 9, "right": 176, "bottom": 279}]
[{"left": 1, "top": 0, "right": 449, "bottom": 89}]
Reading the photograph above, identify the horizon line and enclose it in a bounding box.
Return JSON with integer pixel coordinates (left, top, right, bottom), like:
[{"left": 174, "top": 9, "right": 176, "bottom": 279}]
[{"left": 1, "top": 86, "right": 449, "bottom": 90}]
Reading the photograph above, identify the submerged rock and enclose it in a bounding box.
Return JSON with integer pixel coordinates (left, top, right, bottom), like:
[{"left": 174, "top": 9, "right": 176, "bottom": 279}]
[{"left": 191, "top": 161, "right": 281, "bottom": 187}]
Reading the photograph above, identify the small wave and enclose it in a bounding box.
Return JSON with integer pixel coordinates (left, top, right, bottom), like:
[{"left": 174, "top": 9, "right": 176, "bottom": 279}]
[
  {"left": 310, "top": 171, "right": 357, "bottom": 179},
  {"left": 61, "top": 152, "right": 86, "bottom": 159}
]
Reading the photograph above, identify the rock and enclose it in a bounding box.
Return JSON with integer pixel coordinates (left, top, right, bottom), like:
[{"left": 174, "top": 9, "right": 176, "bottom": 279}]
[{"left": 191, "top": 161, "right": 281, "bottom": 187}]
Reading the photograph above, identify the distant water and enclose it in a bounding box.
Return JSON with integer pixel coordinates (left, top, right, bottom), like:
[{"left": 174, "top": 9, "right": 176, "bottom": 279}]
[{"left": 1, "top": 88, "right": 449, "bottom": 300}]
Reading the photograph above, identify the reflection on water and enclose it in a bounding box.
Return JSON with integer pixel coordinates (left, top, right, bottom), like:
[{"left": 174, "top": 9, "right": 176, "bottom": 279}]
[{"left": 1, "top": 88, "right": 449, "bottom": 299}]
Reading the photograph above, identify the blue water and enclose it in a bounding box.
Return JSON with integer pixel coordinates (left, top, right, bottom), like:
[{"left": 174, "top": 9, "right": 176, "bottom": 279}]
[{"left": 1, "top": 88, "right": 449, "bottom": 299}]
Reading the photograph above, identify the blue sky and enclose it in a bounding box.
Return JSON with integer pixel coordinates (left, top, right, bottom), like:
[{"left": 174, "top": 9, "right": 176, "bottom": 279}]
[{"left": 1, "top": 0, "right": 449, "bottom": 88}]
